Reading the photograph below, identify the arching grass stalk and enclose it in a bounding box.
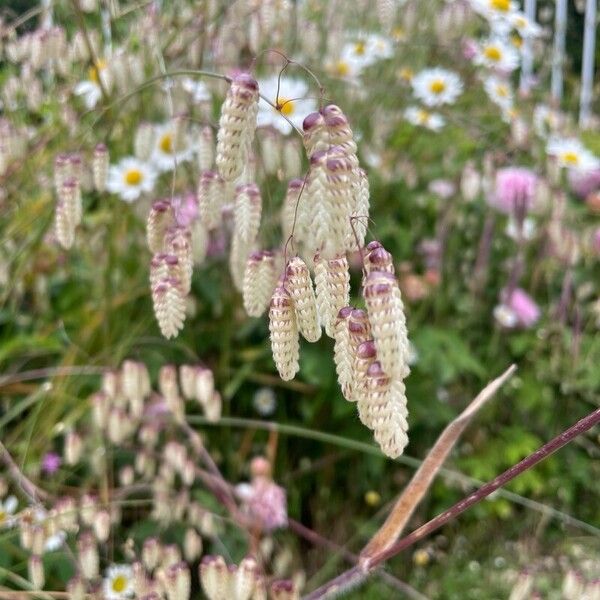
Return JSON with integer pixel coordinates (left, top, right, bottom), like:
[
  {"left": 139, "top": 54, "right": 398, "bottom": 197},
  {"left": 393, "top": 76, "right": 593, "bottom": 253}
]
[{"left": 304, "top": 405, "right": 600, "bottom": 600}]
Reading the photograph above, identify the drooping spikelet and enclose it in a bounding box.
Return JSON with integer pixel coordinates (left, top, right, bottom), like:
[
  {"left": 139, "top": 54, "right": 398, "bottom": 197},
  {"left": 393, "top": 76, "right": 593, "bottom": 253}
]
[
  {"left": 198, "top": 126, "right": 214, "bottom": 172},
  {"left": 191, "top": 219, "right": 209, "bottom": 265},
  {"left": 305, "top": 148, "right": 355, "bottom": 259},
  {"left": 197, "top": 171, "right": 224, "bottom": 230},
  {"left": 230, "top": 234, "right": 253, "bottom": 291},
  {"left": 60, "top": 177, "right": 82, "bottom": 227},
  {"left": 92, "top": 143, "right": 109, "bottom": 192},
  {"left": 363, "top": 270, "right": 409, "bottom": 379},
  {"left": 347, "top": 168, "right": 370, "bottom": 252},
  {"left": 353, "top": 340, "right": 377, "bottom": 426},
  {"left": 314, "top": 253, "right": 350, "bottom": 337},
  {"left": 55, "top": 200, "right": 74, "bottom": 249},
  {"left": 165, "top": 227, "right": 193, "bottom": 295},
  {"left": 364, "top": 361, "right": 409, "bottom": 459},
  {"left": 284, "top": 257, "right": 321, "bottom": 342},
  {"left": 364, "top": 240, "right": 395, "bottom": 276},
  {"left": 234, "top": 183, "right": 262, "bottom": 244},
  {"left": 281, "top": 178, "right": 304, "bottom": 244},
  {"left": 147, "top": 200, "right": 175, "bottom": 253},
  {"left": 268, "top": 285, "right": 300, "bottom": 381},
  {"left": 243, "top": 252, "right": 265, "bottom": 317},
  {"left": 333, "top": 306, "right": 353, "bottom": 400},
  {"left": 151, "top": 255, "right": 186, "bottom": 339},
  {"left": 215, "top": 73, "right": 259, "bottom": 182}
]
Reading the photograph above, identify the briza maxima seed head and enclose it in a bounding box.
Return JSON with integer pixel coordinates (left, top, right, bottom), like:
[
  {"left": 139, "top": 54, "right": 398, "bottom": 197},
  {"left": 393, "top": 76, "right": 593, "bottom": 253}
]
[
  {"left": 284, "top": 256, "right": 321, "bottom": 342},
  {"left": 363, "top": 270, "right": 409, "bottom": 380},
  {"left": 147, "top": 200, "right": 174, "bottom": 253},
  {"left": 216, "top": 73, "right": 259, "bottom": 182},
  {"left": 314, "top": 253, "right": 350, "bottom": 337},
  {"left": 243, "top": 251, "right": 277, "bottom": 318},
  {"left": 234, "top": 182, "right": 262, "bottom": 244},
  {"left": 333, "top": 306, "right": 354, "bottom": 400},
  {"left": 268, "top": 285, "right": 300, "bottom": 381}
]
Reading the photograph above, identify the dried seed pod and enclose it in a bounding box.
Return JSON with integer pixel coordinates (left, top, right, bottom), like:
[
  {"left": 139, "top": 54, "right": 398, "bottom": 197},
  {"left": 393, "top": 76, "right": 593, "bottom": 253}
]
[
  {"left": 197, "top": 171, "right": 223, "bottom": 230},
  {"left": 59, "top": 177, "right": 82, "bottom": 227},
  {"left": 270, "top": 580, "right": 299, "bottom": 600},
  {"left": 92, "top": 143, "right": 109, "bottom": 192},
  {"left": 333, "top": 306, "right": 354, "bottom": 399},
  {"left": 54, "top": 153, "right": 70, "bottom": 194},
  {"left": 165, "top": 227, "right": 193, "bottom": 295},
  {"left": 28, "top": 555, "right": 44, "bottom": 590},
  {"left": 314, "top": 253, "right": 350, "bottom": 337},
  {"left": 302, "top": 111, "right": 328, "bottom": 155},
  {"left": 234, "top": 183, "right": 262, "bottom": 243},
  {"left": 261, "top": 130, "right": 281, "bottom": 175},
  {"left": 152, "top": 276, "right": 186, "bottom": 339},
  {"left": 216, "top": 73, "right": 259, "bottom": 182},
  {"left": 285, "top": 256, "right": 321, "bottom": 342},
  {"left": 281, "top": 178, "right": 304, "bottom": 243},
  {"left": 268, "top": 285, "right": 300, "bottom": 381},
  {"left": 147, "top": 200, "right": 175, "bottom": 253},
  {"left": 198, "top": 126, "right": 214, "bottom": 171},
  {"left": 377, "top": 0, "right": 396, "bottom": 33},
  {"left": 283, "top": 138, "right": 302, "bottom": 178},
  {"left": 230, "top": 557, "right": 258, "bottom": 600},
  {"left": 135, "top": 122, "right": 154, "bottom": 161},
  {"left": 363, "top": 270, "right": 409, "bottom": 379},
  {"left": 230, "top": 234, "right": 253, "bottom": 291}
]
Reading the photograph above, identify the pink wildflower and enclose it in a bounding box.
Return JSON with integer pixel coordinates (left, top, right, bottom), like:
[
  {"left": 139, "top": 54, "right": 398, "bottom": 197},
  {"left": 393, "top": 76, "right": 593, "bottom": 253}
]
[
  {"left": 489, "top": 167, "right": 538, "bottom": 215},
  {"left": 503, "top": 288, "right": 540, "bottom": 328}
]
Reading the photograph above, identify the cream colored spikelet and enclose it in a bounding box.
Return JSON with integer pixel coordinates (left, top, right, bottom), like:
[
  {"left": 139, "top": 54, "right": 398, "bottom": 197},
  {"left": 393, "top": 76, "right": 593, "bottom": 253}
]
[
  {"left": 333, "top": 306, "right": 353, "bottom": 400},
  {"left": 268, "top": 285, "right": 300, "bottom": 381},
  {"left": 314, "top": 253, "right": 350, "bottom": 337},
  {"left": 147, "top": 200, "right": 175, "bottom": 253},
  {"left": 284, "top": 256, "right": 321, "bottom": 342}
]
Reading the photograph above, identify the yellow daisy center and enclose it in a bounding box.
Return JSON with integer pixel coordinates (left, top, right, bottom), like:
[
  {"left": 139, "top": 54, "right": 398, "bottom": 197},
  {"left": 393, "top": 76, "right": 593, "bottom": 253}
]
[
  {"left": 514, "top": 16, "right": 527, "bottom": 28},
  {"left": 88, "top": 59, "right": 107, "bottom": 83},
  {"left": 511, "top": 34, "right": 523, "bottom": 48},
  {"left": 392, "top": 27, "right": 405, "bottom": 41},
  {"left": 491, "top": 0, "right": 510, "bottom": 11},
  {"left": 496, "top": 85, "right": 508, "bottom": 97},
  {"left": 159, "top": 133, "right": 173, "bottom": 154},
  {"left": 417, "top": 110, "right": 430, "bottom": 124},
  {"left": 112, "top": 575, "right": 128, "bottom": 593},
  {"left": 562, "top": 152, "right": 579, "bottom": 166},
  {"left": 398, "top": 67, "right": 414, "bottom": 81},
  {"left": 429, "top": 79, "right": 446, "bottom": 94},
  {"left": 0, "top": 511, "right": 6, "bottom": 524},
  {"left": 484, "top": 46, "right": 502, "bottom": 62},
  {"left": 354, "top": 41, "right": 366, "bottom": 55},
  {"left": 124, "top": 169, "right": 143, "bottom": 186},
  {"left": 335, "top": 61, "right": 350, "bottom": 77},
  {"left": 276, "top": 97, "right": 295, "bottom": 116},
  {"left": 364, "top": 490, "right": 381, "bottom": 506}
]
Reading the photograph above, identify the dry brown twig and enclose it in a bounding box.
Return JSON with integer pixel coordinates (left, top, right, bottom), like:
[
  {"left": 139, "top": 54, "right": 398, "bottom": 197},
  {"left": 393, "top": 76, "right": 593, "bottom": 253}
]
[{"left": 360, "top": 364, "right": 517, "bottom": 564}]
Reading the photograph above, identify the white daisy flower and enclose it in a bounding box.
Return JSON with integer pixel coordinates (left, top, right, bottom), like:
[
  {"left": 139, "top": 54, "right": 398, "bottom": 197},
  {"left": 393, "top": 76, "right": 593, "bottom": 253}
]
[
  {"left": 411, "top": 68, "right": 463, "bottom": 107},
  {"left": 73, "top": 60, "right": 110, "bottom": 109},
  {"left": 106, "top": 157, "right": 157, "bottom": 203},
  {"left": 150, "top": 123, "right": 195, "bottom": 173},
  {"left": 546, "top": 137, "right": 600, "bottom": 171},
  {"left": 0, "top": 496, "right": 18, "bottom": 529},
  {"left": 470, "top": 0, "right": 518, "bottom": 20},
  {"left": 103, "top": 564, "right": 134, "bottom": 600},
  {"left": 253, "top": 387, "right": 276, "bottom": 416},
  {"left": 483, "top": 75, "right": 513, "bottom": 110},
  {"left": 181, "top": 78, "right": 211, "bottom": 103},
  {"left": 494, "top": 304, "right": 518, "bottom": 328},
  {"left": 257, "top": 76, "right": 317, "bottom": 135},
  {"left": 475, "top": 38, "right": 520, "bottom": 71},
  {"left": 509, "top": 11, "right": 542, "bottom": 39},
  {"left": 506, "top": 217, "right": 536, "bottom": 241},
  {"left": 404, "top": 106, "right": 445, "bottom": 131}
]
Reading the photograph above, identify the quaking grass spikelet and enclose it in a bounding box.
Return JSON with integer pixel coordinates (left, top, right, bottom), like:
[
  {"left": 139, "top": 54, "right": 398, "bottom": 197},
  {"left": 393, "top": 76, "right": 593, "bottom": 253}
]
[
  {"left": 147, "top": 200, "right": 175, "bottom": 253},
  {"left": 197, "top": 170, "right": 224, "bottom": 231},
  {"left": 314, "top": 253, "right": 350, "bottom": 337},
  {"left": 216, "top": 73, "right": 259, "bottom": 182},
  {"left": 268, "top": 285, "right": 300, "bottom": 381},
  {"left": 333, "top": 306, "right": 354, "bottom": 400},
  {"left": 234, "top": 183, "right": 262, "bottom": 244},
  {"left": 92, "top": 143, "right": 109, "bottom": 192},
  {"left": 284, "top": 256, "right": 321, "bottom": 342},
  {"left": 243, "top": 251, "right": 277, "bottom": 317}
]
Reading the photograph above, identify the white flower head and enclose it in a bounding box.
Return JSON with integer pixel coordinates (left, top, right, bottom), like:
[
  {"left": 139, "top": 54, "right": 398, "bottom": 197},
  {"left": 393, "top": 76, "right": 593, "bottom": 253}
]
[
  {"left": 150, "top": 122, "right": 195, "bottom": 173},
  {"left": 411, "top": 68, "right": 463, "bottom": 107},
  {"left": 509, "top": 11, "right": 542, "bottom": 39},
  {"left": 475, "top": 38, "right": 520, "bottom": 72},
  {"left": 471, "top": 0, "right": 518, "bottom": 20},
  {"left": 106, "top": 157, "right": 157, "bottom": 203},
  {"left": 0, "top": 496, "right": 18, "bottom": 529},
  {"left": 257, "top": 76, "right": 317, "bottom": 135},
  {"left": 253, "top": 387, "right": 276, "bottom": 416},
  {"left": 533, "top": 104, "right": 562, "bottom": 138},
  {"left": 494, "top": 303, "right": 518, "bottom": 328},
  {"left": 404, "top": 106, "right": 445, "bottom": 131},
  {"left": 546, "top": 137, "right": 600, "bottom": 171},
  {"left": 483, "top": 75, "right": 513, "bottom": 110},
  {"left": 73, "top": 80, "right": 102, "bottom": 109},
  {"left": 73, "top": 60, "right": 110, "bottom": 109},
  {"left": 103, "top": 564, "right": 134, "bottom": 600},
  {"left": 506, "top": 217, "right": 536, "bottom": 241}
]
